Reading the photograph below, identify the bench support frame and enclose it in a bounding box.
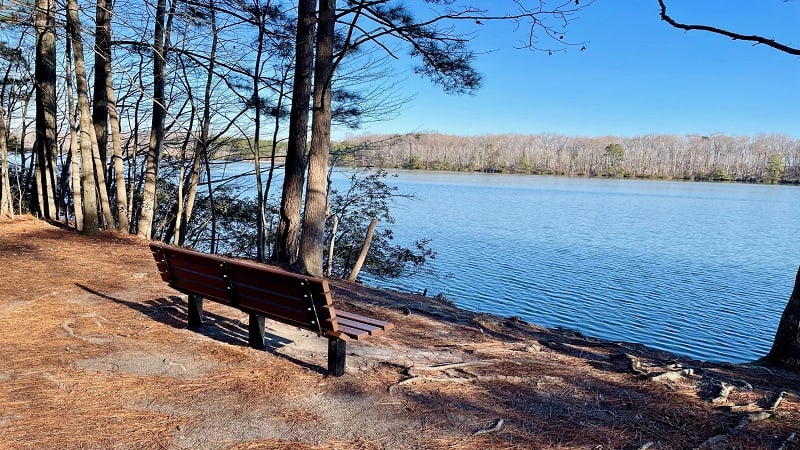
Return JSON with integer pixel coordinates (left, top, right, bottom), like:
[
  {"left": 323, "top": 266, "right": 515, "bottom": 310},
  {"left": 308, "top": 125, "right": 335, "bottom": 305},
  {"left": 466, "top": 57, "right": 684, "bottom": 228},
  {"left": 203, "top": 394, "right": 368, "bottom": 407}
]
[
  {"left": 188, "top": 294, "right": 204, "bottom": 329},
  {"left": 248, "top": 313, "right": 265, "bottom": 349},
  {"left": 185, "top": 295, "right": 349, "bottom": 376},
  {"left": 328, "top": 338, "right": 347, "bottom": 377}
]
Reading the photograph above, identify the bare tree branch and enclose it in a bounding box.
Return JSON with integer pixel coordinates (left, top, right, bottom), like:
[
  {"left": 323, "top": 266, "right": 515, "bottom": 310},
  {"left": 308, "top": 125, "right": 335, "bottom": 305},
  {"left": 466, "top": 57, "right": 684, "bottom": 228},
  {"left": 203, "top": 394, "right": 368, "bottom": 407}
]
[{"left": 657, "top": 0, "right": 800, "bottom": 56}]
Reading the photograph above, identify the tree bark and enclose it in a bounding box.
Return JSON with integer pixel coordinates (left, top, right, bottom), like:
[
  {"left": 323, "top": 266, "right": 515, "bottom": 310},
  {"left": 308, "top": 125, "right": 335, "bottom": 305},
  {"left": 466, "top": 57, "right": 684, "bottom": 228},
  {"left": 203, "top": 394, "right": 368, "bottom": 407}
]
[
  {"left": 138, "top": 0, "right": 168, "bottom": 239},
  {"left": 298, "top": 0, "right": 335, "bottom": 277},
  {"left": 0, "top": 103, "right": 12, "bottom": 217},
  {"left": 347, "top": 218, "right": 378, "bottom": 281},
  {"left": 90, "top": 118, "right": 114, "bottom": 229},
  {"left": 93, "top": 0, "right": 110, "bottom": 167},
  {"left": 325, "top": 214, "right": 339, "bottom": 277},
  {"left": 275, "top": 0, "right": 315, "bottom": 265},
  {"left": 761, "top": 266, "right": 800, "bottom": 371},
  {"left": 250, "top": 0, "right": 266, "bottom": 261},
  {"left": 95, "top": 0, "right": 130, "bottom": 232},
  {"left": 64, "top": 36, "right": 83, "bottom": 230},
  {"left": 66, "top": 0, "right": 100, "bottom": 235},
  {"left": 33, "top": 0, "right": 59, "bottom": 221}
]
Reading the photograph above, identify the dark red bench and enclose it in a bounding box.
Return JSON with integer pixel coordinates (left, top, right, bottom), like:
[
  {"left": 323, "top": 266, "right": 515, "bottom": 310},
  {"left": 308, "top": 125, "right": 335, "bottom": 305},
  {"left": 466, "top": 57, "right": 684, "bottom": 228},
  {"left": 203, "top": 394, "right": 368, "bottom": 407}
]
[{"left": 149, "top": 243, "right": 394, "bottom": 376}]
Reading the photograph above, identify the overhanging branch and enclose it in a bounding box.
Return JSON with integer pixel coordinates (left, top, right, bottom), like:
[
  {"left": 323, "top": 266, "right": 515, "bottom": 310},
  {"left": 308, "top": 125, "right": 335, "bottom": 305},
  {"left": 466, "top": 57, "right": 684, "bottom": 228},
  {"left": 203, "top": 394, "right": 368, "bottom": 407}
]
[{"left": 657, "top": 0, "right": 800, "bottom": 56}]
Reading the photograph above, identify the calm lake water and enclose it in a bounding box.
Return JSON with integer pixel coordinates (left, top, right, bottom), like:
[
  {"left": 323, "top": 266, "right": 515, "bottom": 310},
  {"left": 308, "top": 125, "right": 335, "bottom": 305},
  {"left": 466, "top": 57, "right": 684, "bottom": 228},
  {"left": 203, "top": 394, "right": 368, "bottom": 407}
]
[{"left": 350, "top": 171, "right": 800, "bottom": 363}]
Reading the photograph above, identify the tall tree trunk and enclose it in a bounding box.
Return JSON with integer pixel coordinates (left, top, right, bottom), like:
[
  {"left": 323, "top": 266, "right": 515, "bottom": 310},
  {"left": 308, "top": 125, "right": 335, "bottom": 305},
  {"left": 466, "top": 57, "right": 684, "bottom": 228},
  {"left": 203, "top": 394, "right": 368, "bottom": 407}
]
[
  {"left": 138, "top": 0, "right": 168, "bottom": 239},
  {"left": 93, "top": 0, "right": 110, "bottom": 167},
  {"left": 178, "top": 0, "right": 217, "bottom": 246},
  {"left": 68, "top": 113, "right": 83, "bottom": 230},
  {"left": 18, "top": 92, "right": 32, "bottom": 209},
  {"left": 64, "top": 35, "right": 83, "bottom": 230},
  {"left": 297, "top": 0, "right": 335, "bottom": 277},
  {"left": 66, "top": 0, "right": 100, "bottom": 235},
  {"left": 761, "top": 266, "right": 800, "bottom": 371},
  {"left": 275, "top": 0, "right": 315, "bottom": 265},
  {"left": 33, "top": 0, "right": 59, "bottom": 221},
  {"left": 108, "top": 72, "right": 130, "bottom": 232},
  {"left": 0, "top": 103, "right": 12, "bottom": 217},
  {"left": 251, "top": 0, "right": 267, "bottom": 262},
  {"left": 95, "top": 0, "right": 130, "bottom": 232},
  {"left": 347, "top": 218, "right": 378, "bottom": 281}
]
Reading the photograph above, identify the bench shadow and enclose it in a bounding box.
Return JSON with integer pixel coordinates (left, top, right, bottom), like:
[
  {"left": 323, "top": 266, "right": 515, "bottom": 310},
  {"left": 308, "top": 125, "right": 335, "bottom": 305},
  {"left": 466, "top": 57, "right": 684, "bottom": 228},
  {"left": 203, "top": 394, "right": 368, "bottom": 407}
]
[{"left": 75, "top": 284, "right": 326, "bottom": 375}]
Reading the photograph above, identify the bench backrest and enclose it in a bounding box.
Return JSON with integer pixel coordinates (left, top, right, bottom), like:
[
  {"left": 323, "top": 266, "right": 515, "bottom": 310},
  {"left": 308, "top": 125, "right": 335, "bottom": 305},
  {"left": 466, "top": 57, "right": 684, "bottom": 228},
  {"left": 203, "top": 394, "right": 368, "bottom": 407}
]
[{"left": 150, "top": 243, "right": 339, "bottom": 336}]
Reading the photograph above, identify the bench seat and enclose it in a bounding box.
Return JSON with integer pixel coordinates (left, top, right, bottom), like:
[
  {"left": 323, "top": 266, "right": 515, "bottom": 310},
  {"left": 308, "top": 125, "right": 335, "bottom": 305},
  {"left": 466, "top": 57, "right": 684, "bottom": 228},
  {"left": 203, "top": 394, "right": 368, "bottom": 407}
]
[{"left": 150, "top": 243, "right": 394, "bottom": 375}]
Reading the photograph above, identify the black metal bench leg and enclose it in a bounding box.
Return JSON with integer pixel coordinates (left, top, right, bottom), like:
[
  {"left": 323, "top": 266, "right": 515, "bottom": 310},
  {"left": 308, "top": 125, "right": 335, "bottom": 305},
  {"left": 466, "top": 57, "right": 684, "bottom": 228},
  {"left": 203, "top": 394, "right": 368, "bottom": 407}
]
[
  {"left": 187, "top": 294, "right": 204, "bottom": 329},
  {"left": 328, "top": 338, "right": 347, "bottom": 376},
  {"left": 248, "top": 314, "right": 265, "bottom": 349}
]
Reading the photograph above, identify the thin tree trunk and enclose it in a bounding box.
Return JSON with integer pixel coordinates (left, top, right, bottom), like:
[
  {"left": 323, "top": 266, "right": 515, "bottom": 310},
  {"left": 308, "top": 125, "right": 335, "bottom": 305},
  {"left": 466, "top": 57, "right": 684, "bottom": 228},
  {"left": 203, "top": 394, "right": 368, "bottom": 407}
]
[
  {"left": 18, "top": 93, "right": 32, "bottom": 206},
  {"left": 138, "top": 0, "right": 168, "bottom": 239},
  {"left": 265, "top": 63, "right": 292, "bottom": 260},
  {"left": 90, "top": 120, "right": 114, "bottom": 228},
  {"left": 66, "top": 0, "right": 99, "bottom": 235},
  {"left": 761, "top": 266, "right": 800, "bottom": 371},
  {"left": 276, "top": 0, "right": 315, "bottom": 265},
  {"left": 128, "top": 53, "right": 146, "bottom": 224},
  {"left": 64, "top": 36, "right": 83, "bottom": 230},
  {"left": 203, "top": 150, "right": 217, "bottom": 253},
  {"left": 325, "top": 214, "right": 339, "bottom": 277},
  {"left": 298, "top": 0, "right": 336, "bottom": 277},
  {"left": 0, "top": 104, "right": 12, "bottom": 217},
  {"left": 178, "top": 1, "right": 217, "bottom": 247},
  {"left": 347, "top": 218, "right": 377, "bottom": 281},
  {"left": 176, "top": 114, "right": 199, "bottom": 246},
  {"left": 108, "top": 80, "right": 129, "bottom": 232},
  {"left": 251, "top": 0, "right": 266, "bottom": 262}
]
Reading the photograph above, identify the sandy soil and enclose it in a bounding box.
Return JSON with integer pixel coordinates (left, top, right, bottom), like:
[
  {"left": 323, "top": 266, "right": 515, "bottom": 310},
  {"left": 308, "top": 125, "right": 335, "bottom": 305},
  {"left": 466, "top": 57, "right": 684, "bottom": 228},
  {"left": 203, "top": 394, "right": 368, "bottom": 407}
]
[{"left": 1, "top": 215, "right": 799, "bottom": 449}]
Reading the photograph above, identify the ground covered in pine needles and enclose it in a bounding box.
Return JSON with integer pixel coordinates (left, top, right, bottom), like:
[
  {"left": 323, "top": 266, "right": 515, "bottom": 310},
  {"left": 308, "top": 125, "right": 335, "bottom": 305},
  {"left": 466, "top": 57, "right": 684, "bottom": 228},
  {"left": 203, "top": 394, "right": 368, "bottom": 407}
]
[{"left": 1, "top": 215, "right": 799, "bottom": 449}]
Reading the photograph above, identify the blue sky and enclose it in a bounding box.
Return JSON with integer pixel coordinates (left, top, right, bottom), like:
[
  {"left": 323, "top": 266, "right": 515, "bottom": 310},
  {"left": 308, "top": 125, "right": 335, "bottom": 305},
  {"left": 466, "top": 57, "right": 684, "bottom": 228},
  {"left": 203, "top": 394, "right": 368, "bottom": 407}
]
[{"left": 335, "top": 1, "right": 800, "bottom": 140}]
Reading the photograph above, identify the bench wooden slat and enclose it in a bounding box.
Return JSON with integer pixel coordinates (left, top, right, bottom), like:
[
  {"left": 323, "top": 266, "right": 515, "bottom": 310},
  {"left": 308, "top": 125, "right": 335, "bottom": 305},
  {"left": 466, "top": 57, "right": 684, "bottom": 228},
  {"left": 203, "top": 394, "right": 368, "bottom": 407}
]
[
  {"left": 227, "top": 263, "right": 326, "bottom": 300},
  {"left": 167, "top": 267, "right": 232, "bottom": 304},
  {"left": 238, "top": 300, "right": 322, "bottom": 330},
  {"left": 335, "top": 310, "right": 395, "bottom": 332},
  {"left": 335, "top": 316, "right": 383, "bottom": 336},
  {"left": 335, "top": 323, "right": 371, "bottom": 341}
]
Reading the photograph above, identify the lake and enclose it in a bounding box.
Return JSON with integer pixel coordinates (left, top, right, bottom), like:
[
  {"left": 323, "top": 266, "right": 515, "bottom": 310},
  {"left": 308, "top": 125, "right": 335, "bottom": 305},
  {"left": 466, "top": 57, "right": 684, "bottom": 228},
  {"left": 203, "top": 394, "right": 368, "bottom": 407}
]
[{"left": 349, "top": 171, "right": 800, "bottom": 363}]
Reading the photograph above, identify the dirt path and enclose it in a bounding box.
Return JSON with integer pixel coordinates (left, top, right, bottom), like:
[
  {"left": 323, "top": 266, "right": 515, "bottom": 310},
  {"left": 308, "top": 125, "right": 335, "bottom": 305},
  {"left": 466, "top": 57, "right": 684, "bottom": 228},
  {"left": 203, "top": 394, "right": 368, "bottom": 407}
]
[{"left": 1, "top": 216, "right": 799, "bottom": 449}]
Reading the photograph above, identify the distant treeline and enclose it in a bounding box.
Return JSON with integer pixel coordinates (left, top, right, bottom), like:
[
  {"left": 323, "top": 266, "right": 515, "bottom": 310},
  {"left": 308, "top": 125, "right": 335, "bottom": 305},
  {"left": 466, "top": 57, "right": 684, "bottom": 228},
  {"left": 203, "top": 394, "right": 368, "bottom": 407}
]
[{"left": 336, "top": 133, "right": 800, "bottom": 183}]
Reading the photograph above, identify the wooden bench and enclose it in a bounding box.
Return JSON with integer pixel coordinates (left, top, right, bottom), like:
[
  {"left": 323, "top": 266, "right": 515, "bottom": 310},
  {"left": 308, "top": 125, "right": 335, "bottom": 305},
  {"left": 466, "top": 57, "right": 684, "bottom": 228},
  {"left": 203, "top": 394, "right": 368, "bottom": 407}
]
[{"left": 149, "top": 243, "right": 394, "bottom": 376}]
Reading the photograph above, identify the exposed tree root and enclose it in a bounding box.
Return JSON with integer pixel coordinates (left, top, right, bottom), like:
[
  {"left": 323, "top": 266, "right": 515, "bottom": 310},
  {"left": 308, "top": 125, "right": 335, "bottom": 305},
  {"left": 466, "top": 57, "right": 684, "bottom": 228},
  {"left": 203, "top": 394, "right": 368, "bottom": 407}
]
[
  {"left": 649, "top": 368, "right": 696, "bottom": 383},
  {"left": 472, "top": 418, "right": 504, "bottom": 436},
  {"left": 626, "top": 354, "right": 646, "bottom": 376},
  {"left": 388, "top": 360, "right": 533, "bottom": 395},
  {"left": 409, "top": 361, "right": 493, "bottom": 372},
  {"left": 711, "top": 381, "right": 735, "bottom": 405},
  {"left": 696, "top": 390, "right": 795, "bottom": 448}
]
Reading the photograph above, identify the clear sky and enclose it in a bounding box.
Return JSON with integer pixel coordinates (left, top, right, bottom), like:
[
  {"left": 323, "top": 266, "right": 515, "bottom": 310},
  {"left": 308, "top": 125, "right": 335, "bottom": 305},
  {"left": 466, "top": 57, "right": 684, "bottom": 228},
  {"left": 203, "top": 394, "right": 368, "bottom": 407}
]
[{"left": 335, "top": 1, "right": 800, "bottom": 140}]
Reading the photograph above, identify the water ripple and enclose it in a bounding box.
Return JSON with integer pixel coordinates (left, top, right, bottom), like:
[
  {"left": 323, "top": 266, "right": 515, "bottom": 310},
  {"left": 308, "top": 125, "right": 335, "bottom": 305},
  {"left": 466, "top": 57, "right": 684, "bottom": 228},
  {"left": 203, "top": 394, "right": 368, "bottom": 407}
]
[{"left": 357, "top": 172, "right": 799, "bottom": 363}]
